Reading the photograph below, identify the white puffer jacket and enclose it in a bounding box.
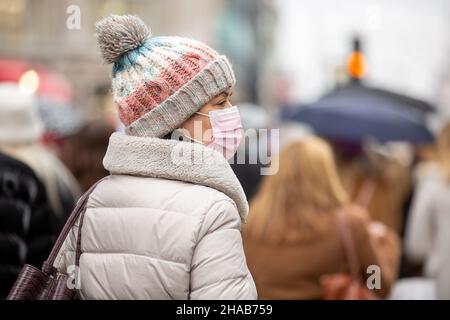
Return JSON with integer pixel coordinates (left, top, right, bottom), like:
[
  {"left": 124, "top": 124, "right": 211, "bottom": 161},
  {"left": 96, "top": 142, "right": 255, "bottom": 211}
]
[{"left": 54, "top": 133, "right": 257, "bottom": 300}]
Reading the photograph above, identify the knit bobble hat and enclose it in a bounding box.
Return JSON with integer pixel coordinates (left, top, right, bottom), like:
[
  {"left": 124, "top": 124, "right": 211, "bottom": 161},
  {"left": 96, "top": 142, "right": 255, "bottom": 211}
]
[{"left": 95, "top": 15, "right": 236, "bottom": 138}]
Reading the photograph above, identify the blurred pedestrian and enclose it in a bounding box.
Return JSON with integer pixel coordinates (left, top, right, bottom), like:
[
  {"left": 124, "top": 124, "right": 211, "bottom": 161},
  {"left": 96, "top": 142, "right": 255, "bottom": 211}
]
[
  {"left": 0, "top": 84, "right": 80, "bottom": 219},
  {"left": 59, "top": 119, "right": 115, "bottom": 192},
  {"left": 405, "top": 122, "right": 450, "bottom": 299},
  {"left": 243, "top": 136, "right": 399, "bottom": 299},
  {"left": 0, "top": 84, "right": 73, "bottom": 298},
  {"left": 53, "top": 15, "right": 256, "bottom": 299},
  {"left": 0, "top": 152, "right": 60, "bottom": 299},
  {"left": 336, "top": 141, "right": 411, "bottom": 234}
]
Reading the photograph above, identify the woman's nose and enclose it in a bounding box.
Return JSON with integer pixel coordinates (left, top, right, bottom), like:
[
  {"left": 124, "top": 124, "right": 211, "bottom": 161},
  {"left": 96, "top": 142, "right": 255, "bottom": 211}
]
[{"left": 224, "top": 101, "right": 233, "bottom": 108}]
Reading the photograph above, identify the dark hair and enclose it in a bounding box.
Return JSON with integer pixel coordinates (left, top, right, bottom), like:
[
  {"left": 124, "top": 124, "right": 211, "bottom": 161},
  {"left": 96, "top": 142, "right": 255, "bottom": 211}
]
[
  {"left": 163, "top": 130, "right": 189, "bottom": 142},
  {"left": 163, "top": 132, "right": 173, "bottom": 140},
  {"left": 59, "top": 119, "right": 115, "bottom": 192}
]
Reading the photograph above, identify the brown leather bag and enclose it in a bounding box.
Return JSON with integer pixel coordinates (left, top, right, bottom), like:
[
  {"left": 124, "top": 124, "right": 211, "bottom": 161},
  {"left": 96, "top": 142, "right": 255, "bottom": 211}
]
[
  {"left": 321, "top": 208, "right": 379, "bottom": 300},
  {"left": 6, "top": 179, "right": 104, "bottom": 300}
]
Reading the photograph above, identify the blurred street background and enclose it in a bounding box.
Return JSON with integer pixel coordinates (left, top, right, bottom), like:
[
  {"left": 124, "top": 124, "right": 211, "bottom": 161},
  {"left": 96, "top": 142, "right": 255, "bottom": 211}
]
[{"left": 1, "top": 0, "right": 450, "bottom": 121}]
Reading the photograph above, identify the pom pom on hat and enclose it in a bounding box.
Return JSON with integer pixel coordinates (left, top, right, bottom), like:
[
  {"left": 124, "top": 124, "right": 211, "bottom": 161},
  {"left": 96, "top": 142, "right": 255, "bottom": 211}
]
[{"left": 95, "top": 15, "right": 151, "bottom": 64}]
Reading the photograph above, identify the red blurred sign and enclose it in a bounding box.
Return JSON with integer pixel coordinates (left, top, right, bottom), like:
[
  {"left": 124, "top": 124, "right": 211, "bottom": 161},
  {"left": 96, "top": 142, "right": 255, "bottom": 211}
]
[{"left": 0, "top": 58, "right": 73, "bottom": 104}]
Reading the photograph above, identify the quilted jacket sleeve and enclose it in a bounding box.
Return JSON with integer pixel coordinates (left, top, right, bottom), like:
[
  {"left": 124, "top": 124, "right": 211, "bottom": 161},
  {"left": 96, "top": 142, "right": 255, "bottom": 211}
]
[{"left": 189, "top": 199, "right": 257, "bottom": 300}]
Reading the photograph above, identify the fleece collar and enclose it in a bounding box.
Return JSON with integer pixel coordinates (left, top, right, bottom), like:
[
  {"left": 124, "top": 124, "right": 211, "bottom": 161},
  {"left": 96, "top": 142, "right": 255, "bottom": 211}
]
[{"left": 103, "top": 133, "right": 248, "bottom": 222}]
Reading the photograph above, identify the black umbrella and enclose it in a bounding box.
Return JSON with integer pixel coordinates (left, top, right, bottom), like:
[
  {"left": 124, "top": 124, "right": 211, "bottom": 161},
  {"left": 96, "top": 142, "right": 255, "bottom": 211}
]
[{"left": 283, "top": 82, "right": 434, "bottom": 144}]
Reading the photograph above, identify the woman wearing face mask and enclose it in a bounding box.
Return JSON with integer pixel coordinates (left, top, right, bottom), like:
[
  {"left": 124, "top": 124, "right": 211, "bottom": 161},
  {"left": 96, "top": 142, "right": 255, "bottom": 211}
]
[{"left": 53, "top": 15, "right": 256, "bottom": 300}]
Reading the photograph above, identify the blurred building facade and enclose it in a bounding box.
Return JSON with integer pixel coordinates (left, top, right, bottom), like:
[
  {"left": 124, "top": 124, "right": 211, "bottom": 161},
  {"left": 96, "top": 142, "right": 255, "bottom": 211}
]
[{"left": 274, "top": 0, "right": 450, "bottom": 109}]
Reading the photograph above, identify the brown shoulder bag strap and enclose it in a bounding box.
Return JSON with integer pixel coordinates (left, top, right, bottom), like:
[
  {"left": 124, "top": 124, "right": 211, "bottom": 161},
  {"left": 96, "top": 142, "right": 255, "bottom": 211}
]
[
  {"left": 337, "top": 207, "right": 361, "bottom": 281},
  {"left": 41, "top": 177, "right": 108, "bottom": 275}
]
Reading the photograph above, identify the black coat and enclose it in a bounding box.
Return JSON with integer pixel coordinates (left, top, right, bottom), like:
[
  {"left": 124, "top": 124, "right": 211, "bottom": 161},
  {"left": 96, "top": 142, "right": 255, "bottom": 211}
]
[
  {"left": 0, "top": 153, "right": 61, "bottom": 298},
  {"left": 230, "top": 145, "right": 264, "bottom": 202}
]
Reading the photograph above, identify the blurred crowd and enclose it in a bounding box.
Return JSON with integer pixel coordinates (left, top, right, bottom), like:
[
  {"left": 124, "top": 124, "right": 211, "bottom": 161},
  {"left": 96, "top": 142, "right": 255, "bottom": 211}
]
[
  {"left": 240, "top": 122, "right": 450, "bottom": 300},
  {"left": 232, "top": 103, "right": 450, "bottom": 299}
]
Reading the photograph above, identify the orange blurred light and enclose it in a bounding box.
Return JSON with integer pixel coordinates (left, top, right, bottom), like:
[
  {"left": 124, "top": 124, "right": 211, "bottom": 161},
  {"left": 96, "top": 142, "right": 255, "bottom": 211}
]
[{"left": 347, "top": 51, "right": 366, "bottom": 79}]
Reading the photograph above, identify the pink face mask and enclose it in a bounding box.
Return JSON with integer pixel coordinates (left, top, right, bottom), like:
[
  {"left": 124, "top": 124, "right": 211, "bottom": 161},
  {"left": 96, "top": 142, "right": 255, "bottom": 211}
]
[{"left": 196, "top": 106, "right": 243, "bottom": 160}]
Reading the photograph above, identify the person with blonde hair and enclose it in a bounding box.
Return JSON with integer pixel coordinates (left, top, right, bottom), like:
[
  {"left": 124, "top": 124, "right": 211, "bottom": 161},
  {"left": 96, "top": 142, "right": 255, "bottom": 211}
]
[
  {"left": 405, "top": 122, "right": 450, "bottom": 299},
  {"left": 243, "top": 136, "right": 398, "bottom": 299}
]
